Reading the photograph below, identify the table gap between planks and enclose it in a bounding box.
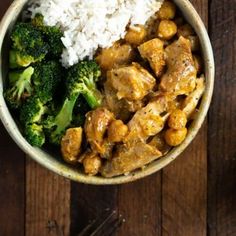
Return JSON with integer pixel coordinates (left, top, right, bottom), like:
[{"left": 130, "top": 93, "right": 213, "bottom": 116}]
[{"left": 0, "top": 0, "right": 235, "bottom": 235}]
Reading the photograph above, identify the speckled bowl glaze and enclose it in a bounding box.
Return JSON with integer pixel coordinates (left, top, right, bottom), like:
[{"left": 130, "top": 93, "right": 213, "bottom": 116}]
[{"left": 0, "top": 0, "right": 214, "bottom": 184}]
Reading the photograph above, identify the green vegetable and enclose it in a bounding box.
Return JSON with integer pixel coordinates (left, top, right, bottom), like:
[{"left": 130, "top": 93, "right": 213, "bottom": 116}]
[
  {"left": 32, "top": 61, "right": 63, "bottom": 104},
  {"left": 44, "top": 60, "right": 102, "bottom": 145},
  {"left": 32, "top": 14, "right": 64, "bottom": 58},
  {"left": 20, "top": 96, "right": 47, "bottom": 124},
  {"left": 20, "top": 96, "right": 47, "bottom": 147},
  {"left": 4, "top": 66, "right": 34, "bottom": 109},
  {"left": 24, "top": 123, "right": 45, "bottom": 147},
  {"left": 10, "top": 22, "right": 48, "bottom": 67},
  {"left": 66, "top": 60, "right": 102, "bottom": 108}
]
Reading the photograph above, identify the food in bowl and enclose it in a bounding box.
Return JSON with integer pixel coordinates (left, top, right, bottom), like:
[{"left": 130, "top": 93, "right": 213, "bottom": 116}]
[{"left": 4, "top": 0, "right": 206, "bottom": 177}]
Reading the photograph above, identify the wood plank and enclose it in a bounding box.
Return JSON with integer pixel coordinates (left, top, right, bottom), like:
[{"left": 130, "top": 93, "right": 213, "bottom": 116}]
[
  {"left": 0, "top": 125, "right": 25, "bottom": 236},
  {"left": 25, "top": 160, "right": 71, "bottom": 236},
  {"left": 117, "top": 174, "right": 162, "bottom": 236},
  {"left": 208, "top": 1, "right": 236, "bottom": 235},
  {"left": 0, "top": 1, "right": 25, "bottom": 235},
  {"left": 70, "top": 183, "right": 117, "bottom": 235},
  {"left": 162, "top": 0, "right": 208, "bottom": 235}
]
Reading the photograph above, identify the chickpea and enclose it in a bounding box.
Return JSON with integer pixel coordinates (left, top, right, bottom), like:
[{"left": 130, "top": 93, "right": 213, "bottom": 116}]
[
  {"left": 157, "top": 1, "right": 176, "bottom": 20},
  {"left": 61, "top": 127, "right": 83, "bottom": 164},
  {"left": 188, "top": 35, "right": 200, "bottom": 52},
  {"left": 157, "top": 20, "right": 177, "bottom": 40},
  {"left": 177, "top": 24, "right": 195, "bottom": 38},
  {"left": 164, "top": 128, "right": 188, "bottom": 146},
  {"left": 193, "top": 54, "right": 203, "bottom": 74},
  {"left": 83, "top": 153, "right": 102, "bottom": 176},
  {"left": 108, "top": 120, "right": 128, "bottom": 142},
  {"left": 125, "top": 25, "right": 147, "bottom": 46},
  {"left": 168, "top": 109, "right": 187, "bottom": 130}
]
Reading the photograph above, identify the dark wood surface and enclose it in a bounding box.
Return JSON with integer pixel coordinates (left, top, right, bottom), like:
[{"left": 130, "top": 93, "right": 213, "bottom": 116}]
[{"left": 0, "top": 0, "right": 235, "bottom": 235}]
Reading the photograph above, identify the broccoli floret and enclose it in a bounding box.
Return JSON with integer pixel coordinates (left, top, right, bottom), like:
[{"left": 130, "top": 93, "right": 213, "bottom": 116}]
[
  {"left": 9, "top": 50, "right": 40, "bottom": 69},
  {"left": 32, "top": 14, "right": 64, "bottom": 58},
  {"left": 20, "top": 96, "right": 47, "bottom": 124},
  {"left": 24, "top": 123, "right": 45, "bottom": 147},
  {"left": 4, "top": 66, "right": 34, "bottom": 109},
  {"left": 20, "top": 96, "right": 47, "bottom": 147},
  {"left": 67, "top": 60, "right": 102, "bottom": 108},
  {"left": 10, "top": 22, "right": 48, "bottom": 67},
  {"left": 31, "top": 14, "right": 44, "bottom": 28},
  {"left": 44, "top": 60, "right": 102, "bottom": 145},
  {"left": 32, "top": 61, "right": 63, "bottom": 104}
]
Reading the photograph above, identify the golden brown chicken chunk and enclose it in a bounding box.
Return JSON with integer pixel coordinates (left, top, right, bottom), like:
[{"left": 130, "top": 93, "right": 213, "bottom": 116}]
[
  {"left": 138, "top": 38, "right": 165, "bottom": 77},
  {"left": 149, "top": 132, "right": 171, "bottom": 155},
  {"left": 96, "top": 43, "right": 135, "bottom": 71},
  {"left": 107, "top": 62, "right": 156, "bottom": 101},
  {"left": 103, "top": 80, "right": 132, "bottom": 121},
  {"left": 61, "top": 127, "right": 83, "bottom": 164},
  {"left": 160, "top": 36, "right": 197, "bottom": 95},
  {"left": 84, "top": 108, "right": 114, "bottom": 154},
  {"left": 103, "top": 80, "right": 146, "bottom": 122},
  {"left": 125, "top": 95, "right": 170, "bottom": 142},
  {"left": 100, "top": 142, "right": 162, "bottom": 177},
  {"left": 182, "top": 75, "right": 205, "bottom": 118}
]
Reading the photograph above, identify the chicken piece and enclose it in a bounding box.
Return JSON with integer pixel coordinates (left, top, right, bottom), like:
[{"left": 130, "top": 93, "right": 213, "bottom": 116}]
[
  {"left": 124, "top": 99, "right": 145, "bottom": 113},
  {"left": 108, "top": 120, "right": 128, "bottom": 143},
  {"left": 84, "top": 108, "right": 114, "bottom": 154},
  {"left": 108, "top": 62, "right": 156, "bottom": 101},
  {"left": 182, "top": 76, "right": 205, "bottom": 118},
  {"left": 96, "top": 43, "right": 135, "bottom": 71},
  {"left": 125, "top": 25, "right": 147, "bottom": 46},
  {"left": 160, "top": 36, "right": 197, "bottom": 95},
  {"left": 138, "top": 38, "right": 165, "bottom": 77},
  {"left": 100, "top": 142, "right": 162, "bottom": 177},
  {"left": 149, "top": 132, "right": 171, "bottom": 155},
  {"left": 103, "top": 80, "right": 132, "bottom": 121},
  {"left": 61, "top": 128, "right": 83, "bottom": 164},
  {"left": 125, "top": 95, "right": 170, "bottom": 142},
  {"left": 82, "top": 151, "right": 102, "bottom": 176}
]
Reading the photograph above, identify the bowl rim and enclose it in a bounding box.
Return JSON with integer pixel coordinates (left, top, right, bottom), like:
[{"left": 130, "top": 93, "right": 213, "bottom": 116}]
[{"left": 0, "top": 0, "right": 214, "bottom": 185}]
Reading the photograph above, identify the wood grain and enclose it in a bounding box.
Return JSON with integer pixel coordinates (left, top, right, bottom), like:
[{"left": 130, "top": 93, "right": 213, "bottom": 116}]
[
  {"left": 70, "top": 183, "right": 117, "bottom": 236},
  {"left": 25, "top": 160, "right": 71, "bottom": 236},
  {"left": 1, "top": 0, "right": 236, "bottom": 235},
  {"left": 0, "top": 1, "right": 25, "bottom": 236},
  {"left": 117, "top": 174, "right": 162, "bottom": 236},
  {"left": 208, "top": 1, "right": 236, "bottom": 235},
  {"left": 162, "top": 1, "right": 208, "bottom": 235},
  {"left": 0, "top": 124, "right": 25, "bottom": 236}
]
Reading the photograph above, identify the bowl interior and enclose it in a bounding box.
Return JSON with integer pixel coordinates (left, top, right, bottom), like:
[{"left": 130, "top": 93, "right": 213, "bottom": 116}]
[{"left": 0, "top": 0, "right": 214, "bottom": 185}]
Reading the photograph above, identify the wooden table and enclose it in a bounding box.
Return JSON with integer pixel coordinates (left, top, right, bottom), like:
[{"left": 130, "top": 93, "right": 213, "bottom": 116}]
[{"left": 0, "top": 0, "right": 235, "bottom": 235}]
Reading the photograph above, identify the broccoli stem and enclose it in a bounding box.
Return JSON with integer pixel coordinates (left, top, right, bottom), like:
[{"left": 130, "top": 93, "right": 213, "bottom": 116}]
[
  {"left": 49, "top": 95, "right": 78, "bottom": 144},
  {"left": 82, "top": 87, "right": 102, "bottom": 109}
]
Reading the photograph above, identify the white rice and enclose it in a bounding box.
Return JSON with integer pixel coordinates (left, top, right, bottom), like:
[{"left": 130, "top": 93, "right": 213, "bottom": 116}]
[{"left": 28, "top": 0, "right": 163, "bottom": 67}]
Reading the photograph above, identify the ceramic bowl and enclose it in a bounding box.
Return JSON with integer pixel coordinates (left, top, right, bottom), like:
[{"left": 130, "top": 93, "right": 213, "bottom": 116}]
[{"left": 0, "top": 0, "right": 214, "bottom": 184}]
